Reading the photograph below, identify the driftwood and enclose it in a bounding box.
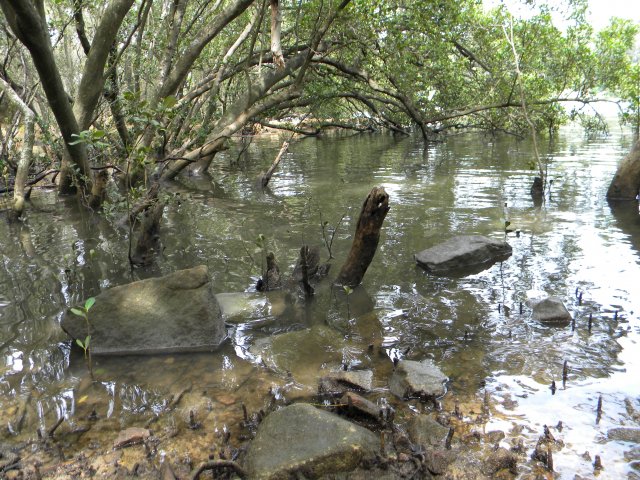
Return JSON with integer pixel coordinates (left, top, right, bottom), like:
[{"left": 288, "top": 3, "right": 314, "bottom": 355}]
[
  {"left": 259, "top": 140, "right": 289, "bottom": 188},
  {"left": 335, "top": 187, "right": 389, "bottom": 288}
]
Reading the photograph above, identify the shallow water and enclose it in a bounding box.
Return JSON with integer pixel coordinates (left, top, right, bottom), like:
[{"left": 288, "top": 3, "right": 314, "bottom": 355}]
[{"left": 1, "top": 125, "right": 639, "bottom": 478}]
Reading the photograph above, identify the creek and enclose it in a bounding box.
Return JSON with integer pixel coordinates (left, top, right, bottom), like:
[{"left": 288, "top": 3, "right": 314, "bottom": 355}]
[{"left": 1, "top": 124, "right": 639, "bottom": 478}]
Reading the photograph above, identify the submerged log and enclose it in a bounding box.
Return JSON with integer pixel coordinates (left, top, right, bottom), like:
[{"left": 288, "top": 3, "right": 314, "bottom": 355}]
[
  {"left": 130, "top": 199, "right": 165, "bottom": 266},
  {"left": 335, "top": 186, "right": 389, "bottom": 288}
]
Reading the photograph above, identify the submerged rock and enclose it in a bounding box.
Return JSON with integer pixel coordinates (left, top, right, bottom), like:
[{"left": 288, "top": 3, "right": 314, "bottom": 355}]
[
  {"left": 0, "top": 445, "right": 19, "bottom": 471},
  {"left": 113, "top": 427, "right": 150, "bottom": 449},
  {"left": 407, "top": 414, "right": 450, "bottom": 448},
  {"left": 340, "top": 392, "right": 383, "bottom": 422},
  {"left": 484, "top": 447, "right": 518, "bottom": 475},
  {"left": 319, "top": 370, "right": 374, "bottom": 398},
  {"left": 215, "top": 291, "right": 292, "bottom": 323},
  {"left": 607, "top": 427, "right": 640, "bottom": 443},
  {"left": 61, "top": 266, "right": 225, "bottom": 355},
  {"left": 528, "top": 296, "right": 572, "bottom": 325},
  {"left": 243, "top": 403, "right": 379, "bottom": 479},
  {"left": 424, "top": 449, "right": 455, "bottom": 475},
  {"left": 251, "top": 326, "right": 358, "bottom": 381},
  {"left": 389, "top": 360, "right": 447, "bottom": 400},
  {"left": 324, "top": 370, "right": 374, "bottom": 392},
  {"left": 414, "top": 235, "right": 512, "bottom": 275}
]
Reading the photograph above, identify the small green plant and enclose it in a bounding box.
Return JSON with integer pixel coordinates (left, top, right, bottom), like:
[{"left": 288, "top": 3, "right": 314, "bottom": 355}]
[
  {"left": 70, "top": 297, "right": 96, "bottom": 379},
  {"left": 307, "top": 196, "right": 346, "bottom": 259}
]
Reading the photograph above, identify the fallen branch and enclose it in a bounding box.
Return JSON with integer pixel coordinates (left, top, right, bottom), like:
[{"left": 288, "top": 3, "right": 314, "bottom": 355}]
[
  {"left": 259, "top": 140, "right": 289, "bottom": 188},
  {"left": 0, "top": 169, "right": 58, "bottom": 195}
]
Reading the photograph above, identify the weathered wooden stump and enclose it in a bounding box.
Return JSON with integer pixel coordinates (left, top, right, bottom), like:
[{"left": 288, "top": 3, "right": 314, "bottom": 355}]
[{"left": 335, "top": 187, "right": 389, "bottom": 288}]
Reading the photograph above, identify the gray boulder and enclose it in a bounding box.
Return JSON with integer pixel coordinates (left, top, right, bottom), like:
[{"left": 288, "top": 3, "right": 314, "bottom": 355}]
[
  {"left": 390, "top": 360, "right": 447, "bottom": 400},
  {"left": 243, "top": 403, "right": 379, "bottom": 479},
  {"left": 61, "top": 266, "right": 225, "bottom": 355},
  {"left": 528, "top": 296, "right": 572, "bottom": 325},
  {"left": 415, "top": 235, "right": 512, "bottom": 274}
]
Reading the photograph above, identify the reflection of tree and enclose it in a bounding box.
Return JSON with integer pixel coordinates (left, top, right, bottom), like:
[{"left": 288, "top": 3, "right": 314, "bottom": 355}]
[{"left": 609, "top": 200, "right": 640, "bottom": 254}]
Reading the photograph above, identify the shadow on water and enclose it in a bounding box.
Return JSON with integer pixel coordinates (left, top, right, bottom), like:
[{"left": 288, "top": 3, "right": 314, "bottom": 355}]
[{"left": 1, "top": 127, "right": 640, "bottom": 477}]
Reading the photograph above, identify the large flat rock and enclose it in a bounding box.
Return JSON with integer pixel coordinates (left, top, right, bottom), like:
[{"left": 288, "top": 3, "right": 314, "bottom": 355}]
[
  {"left": 61, "top": 266, "right": 225, "bottom": 355},
  {"left": 243, "top": 403, "right": 379, "bottom": 479},
  {"left": 415, "top": 235, "right": 512, "bottom": 275}
]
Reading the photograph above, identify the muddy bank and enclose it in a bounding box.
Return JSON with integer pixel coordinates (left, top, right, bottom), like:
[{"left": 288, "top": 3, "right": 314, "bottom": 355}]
[{"left": 4, "top": 366, "right": 636, "bottom": 480}]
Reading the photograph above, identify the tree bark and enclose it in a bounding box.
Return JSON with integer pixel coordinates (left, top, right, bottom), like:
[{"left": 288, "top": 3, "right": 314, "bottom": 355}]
[
  {"left": 105, "top": 46, "right": 130, "bottom": 150},
  {"left": 72, "top": 0, "right": 135, "bottom": 131},
  {"left": 0, "top": 0, "right": 92, "bottom": 195},
  {"left": 270, "top": 0, "right": 284, "bottom": 70},
  {"left": 160, "top": 46, "right": 308, "bottom": 181},
  {"left": 0, "top": 76, "right": 34, "bottom": 220},
  {"left": 159, "top": 0, "right": 187, "bottom": 85},
  {"left": 335, "top": 187, "right": 389, "bottom": 288},
  {"left": 155, "top": 0, "right": 255, "bottom": 101},
  {"left": 607, "top": 140, "right": 640, "bottom": 200}
]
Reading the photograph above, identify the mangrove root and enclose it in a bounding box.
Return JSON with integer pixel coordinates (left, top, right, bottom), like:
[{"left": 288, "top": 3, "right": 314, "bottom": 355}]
[{"left": 189, "top": 460, "right": 247, "bottom": 480}]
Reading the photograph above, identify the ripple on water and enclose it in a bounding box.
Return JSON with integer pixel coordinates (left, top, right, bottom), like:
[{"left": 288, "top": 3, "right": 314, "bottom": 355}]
[{"left": 0, "top": 128, "right": 639, "bottom": 477}]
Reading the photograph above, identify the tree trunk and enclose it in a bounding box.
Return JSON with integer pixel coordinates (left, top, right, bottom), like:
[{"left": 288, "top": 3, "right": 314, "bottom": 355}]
[
  {"left": 335, "top": 187, "right": 389, "bottom": 288},
  {"left": 72, "top": 0, "right": 136, "bottom": 130},
  {"left": 0, "top": 76, "right": 34, "bottom": 220},
  {"left": 270, "top": 0, "right": 284, "bottom": 70},
  {"left": 0, "top": 0, "right": 92, "bottom": 195},
  {"left": 130, "top": 198, "right": 165, "bottom": 266},
  {"left": 607, "top": 140, "right": 640, "bottom": 200}
]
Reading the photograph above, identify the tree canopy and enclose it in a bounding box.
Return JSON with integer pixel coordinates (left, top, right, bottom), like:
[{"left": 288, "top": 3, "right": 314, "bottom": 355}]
[{"left": 0, "top": 0, "right": 638, "bottom": 219}]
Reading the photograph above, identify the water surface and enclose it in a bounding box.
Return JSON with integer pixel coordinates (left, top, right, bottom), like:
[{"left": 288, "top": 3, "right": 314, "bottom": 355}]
[{"left": 1, "top": 125, "right": 639, "bottom": 478}]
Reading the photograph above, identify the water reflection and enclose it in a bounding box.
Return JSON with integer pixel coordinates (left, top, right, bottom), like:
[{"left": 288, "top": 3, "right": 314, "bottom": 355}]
[{"left": 1, "top": 126, "right": 639, "bottom": 477}]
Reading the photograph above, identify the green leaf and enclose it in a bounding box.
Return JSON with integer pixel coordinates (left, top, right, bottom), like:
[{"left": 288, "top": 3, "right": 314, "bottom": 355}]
[
  {"left": 343, "top": 285, "right": 353, "bottom": 295},
  {"left": 85, "top": 297, "right": 96, "bottom": 310},
  {"left": 70, "top": 307, "right": 86, "bottom": 318},
  {"left": 162, "top": 95, "right": 177, "bottom": 108},
  {"left": 84, "top": 335, "right": 91, "bottom": 348},
  {"left": 91, "top": 130, "right": 106, "bottom": 139},
  {"left": 76, "top": 338, "right": 85, "bottom": 349}
]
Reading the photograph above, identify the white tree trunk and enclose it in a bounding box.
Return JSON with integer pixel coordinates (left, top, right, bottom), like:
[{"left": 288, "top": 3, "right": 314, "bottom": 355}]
[{"left": 0, "top": 77, "right": 35, "bottom": 219}]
